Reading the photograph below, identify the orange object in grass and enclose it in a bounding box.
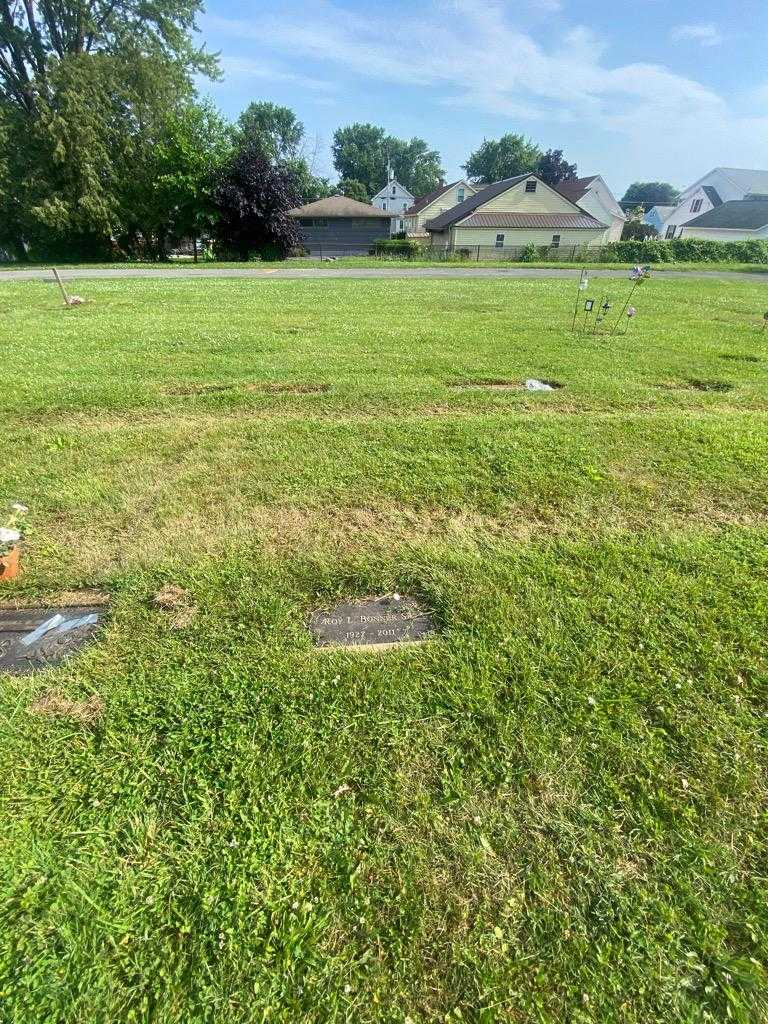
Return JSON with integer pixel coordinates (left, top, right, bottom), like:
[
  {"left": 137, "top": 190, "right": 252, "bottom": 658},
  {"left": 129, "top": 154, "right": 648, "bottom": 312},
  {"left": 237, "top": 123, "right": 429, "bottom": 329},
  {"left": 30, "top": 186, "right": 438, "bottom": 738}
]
[{"left": 0, "top": 544, "right": 20, "bottom": 582}]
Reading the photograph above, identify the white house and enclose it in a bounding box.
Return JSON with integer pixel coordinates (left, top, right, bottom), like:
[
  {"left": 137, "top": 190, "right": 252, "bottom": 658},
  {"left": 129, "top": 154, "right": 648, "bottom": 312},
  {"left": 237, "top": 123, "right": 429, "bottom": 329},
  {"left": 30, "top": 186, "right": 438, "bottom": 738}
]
[
  {"left": 660, "top": 167, "right": 768, "bottom": 239},
  {"left": 402, "top": 180, "right": 479, "bottom": 236},
  {"left": 371, "top": 173, "right": 415, "bottom": 235},
  {"left": 680, "top": 198, "right": 768, "bottom": 241},
  {"left": 554, "top": 176, "right": 626, "bottom": 242},
  {"left": 644, "top": 205, "right": 675, "bottom": 235}
]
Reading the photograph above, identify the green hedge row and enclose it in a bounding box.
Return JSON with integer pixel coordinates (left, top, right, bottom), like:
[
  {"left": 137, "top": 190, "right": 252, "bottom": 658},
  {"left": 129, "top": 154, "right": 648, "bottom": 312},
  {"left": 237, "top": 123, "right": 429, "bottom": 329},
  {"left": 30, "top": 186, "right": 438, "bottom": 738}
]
[
  {"left": 372, "top": 239, "right": 423, "bottom": 257},
  {"left": 592, "top": 238, "right": 768, "bottom": 264}
]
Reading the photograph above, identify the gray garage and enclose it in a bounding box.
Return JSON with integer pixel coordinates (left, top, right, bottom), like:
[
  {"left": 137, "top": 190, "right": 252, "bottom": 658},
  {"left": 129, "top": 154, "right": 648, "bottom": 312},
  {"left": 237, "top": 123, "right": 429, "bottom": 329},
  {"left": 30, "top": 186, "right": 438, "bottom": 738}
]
[{"left": 289, "top": 195, "right": 392, "bottom": 257}]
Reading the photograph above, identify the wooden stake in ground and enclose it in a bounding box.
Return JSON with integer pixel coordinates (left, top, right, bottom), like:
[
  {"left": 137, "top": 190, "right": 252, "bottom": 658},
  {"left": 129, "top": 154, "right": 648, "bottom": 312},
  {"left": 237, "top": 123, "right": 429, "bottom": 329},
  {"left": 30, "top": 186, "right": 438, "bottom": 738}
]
[{"left": 51, "top": 268, "right": 70, "bottom": 307}]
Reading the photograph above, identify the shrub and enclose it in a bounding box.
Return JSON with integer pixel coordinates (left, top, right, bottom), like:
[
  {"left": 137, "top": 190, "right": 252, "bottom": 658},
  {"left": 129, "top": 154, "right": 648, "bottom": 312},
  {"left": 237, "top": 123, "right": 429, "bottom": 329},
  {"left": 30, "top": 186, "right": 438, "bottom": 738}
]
[
  {"left": 373, "top": 238, "right": 422, "bottom": 258},
  {"left": 520, "top": 242, "right": 537, "bottom": 262}
]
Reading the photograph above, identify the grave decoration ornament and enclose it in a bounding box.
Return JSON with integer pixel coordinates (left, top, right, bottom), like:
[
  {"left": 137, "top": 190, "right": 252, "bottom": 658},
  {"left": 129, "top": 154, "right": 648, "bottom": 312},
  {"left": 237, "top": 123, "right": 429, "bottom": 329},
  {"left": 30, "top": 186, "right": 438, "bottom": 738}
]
[
  {"left": 571, "top": 269, "right": 590, "bottom": 330},
  {"left": 611, "top": 265, "right": 651, "bottom": 335},
  {"left": 0, "top": 503, "right": 28, "bottom": 582}
]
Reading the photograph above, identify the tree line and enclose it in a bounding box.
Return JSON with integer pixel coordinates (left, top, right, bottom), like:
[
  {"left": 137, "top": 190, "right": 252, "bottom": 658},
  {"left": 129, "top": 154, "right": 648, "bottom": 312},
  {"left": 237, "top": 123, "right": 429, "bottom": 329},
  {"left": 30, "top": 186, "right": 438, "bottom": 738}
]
[{"left": 0, "top": 2, "right": 679, "bottom": 261}]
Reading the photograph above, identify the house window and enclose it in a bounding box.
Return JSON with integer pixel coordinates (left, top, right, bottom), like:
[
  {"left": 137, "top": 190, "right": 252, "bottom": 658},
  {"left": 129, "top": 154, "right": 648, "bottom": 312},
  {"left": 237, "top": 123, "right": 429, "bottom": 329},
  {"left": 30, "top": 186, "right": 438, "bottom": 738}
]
[
  {"left": 551, "top": 234, "right": 561, "bottom": 248},
  {"left": 495, "top": 233, "right": 505, "bottom": 248},
  {"left": 457, "top": 187, "right": 465, "bottom": 203},
  {"left": 690, "top": 199, "right": 702, "bottom": 212},
  {"left": 382, "top": 201, "right": 387, "bottom": 211},
  {"left": 525, "top": 180, "right": 537, "bottom": 193},
  {"left": 298, "top": 218, "right": 328, "bottom": 227},
  {"left": 665, "top": 225, "right": 676, "bottom": 239},
  {"left": 391, "top": 185, "right": 397, "bottom": 197}
]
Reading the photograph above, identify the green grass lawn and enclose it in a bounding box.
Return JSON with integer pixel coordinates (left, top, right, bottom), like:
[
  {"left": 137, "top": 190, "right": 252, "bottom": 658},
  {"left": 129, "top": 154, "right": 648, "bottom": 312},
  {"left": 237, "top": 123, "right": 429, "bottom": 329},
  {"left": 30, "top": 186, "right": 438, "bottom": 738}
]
[
  {"left": 1, "top": 276, "right": 767, "bottom": 1023},
  {"left": 2, "top": 256, "right": 768, "bottom": 273}
]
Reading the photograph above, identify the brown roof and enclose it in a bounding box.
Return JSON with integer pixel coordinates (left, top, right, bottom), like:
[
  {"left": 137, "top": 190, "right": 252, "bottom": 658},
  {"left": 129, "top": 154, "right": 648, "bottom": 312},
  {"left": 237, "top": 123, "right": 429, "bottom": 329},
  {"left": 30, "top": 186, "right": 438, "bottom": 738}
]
[
  {"left": 288, "top": 196, "right": 391, "bottom": 219},
  {"left": 553, "top": 175, "right": 599, "bottom": 203},
  {"left": 458, "top": 212, "right": 606, "bottom": 229},
  {"left": 403, "top": 181, "right": 469, "bottom": 217}
]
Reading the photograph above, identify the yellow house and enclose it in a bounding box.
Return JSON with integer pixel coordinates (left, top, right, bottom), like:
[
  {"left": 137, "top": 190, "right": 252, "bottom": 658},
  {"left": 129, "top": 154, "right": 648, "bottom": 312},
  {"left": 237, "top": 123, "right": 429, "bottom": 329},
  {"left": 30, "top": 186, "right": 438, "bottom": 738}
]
[
  {"left": 402, "top": 180, "right": 479, "bottom": 236},
  {"left": 426, "top": 173, "right": 607, "bottom": 254}
]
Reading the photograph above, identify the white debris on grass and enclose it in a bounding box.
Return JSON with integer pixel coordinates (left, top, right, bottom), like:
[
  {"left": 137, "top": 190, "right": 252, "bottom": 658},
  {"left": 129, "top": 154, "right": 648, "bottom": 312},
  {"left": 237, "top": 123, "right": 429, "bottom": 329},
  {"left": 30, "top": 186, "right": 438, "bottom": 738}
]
[{"left": 524, "top": 379, "right": 555, "bottom": 392}]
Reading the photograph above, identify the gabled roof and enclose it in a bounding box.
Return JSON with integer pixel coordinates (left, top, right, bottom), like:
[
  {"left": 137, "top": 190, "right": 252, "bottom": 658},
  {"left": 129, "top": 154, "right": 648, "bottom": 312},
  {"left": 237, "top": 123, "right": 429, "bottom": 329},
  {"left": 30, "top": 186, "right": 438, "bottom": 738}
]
[
  {"left": 425, "top": 173, "right": 598, "bottom": 232},
  {"left": 681, "top": 167, "right": 768, "bottom": 201},
  {"left": 553, "top": 175, "right": 598, "bottom": 203},
  {"left": 371, "top": 179, "right": 415, "bottom": 202},
  {"left": 460, "top": 212, "right": 605, "bottom": 230},
  {"left": 685, "top": 198, "right": 768, "bottom": 230},
  {"left": 288, "top": 196, "right": 391, "bottom": 219},
  {"left": 425, "top": 174, "right": 531, "bottom": 231},
  {"left": 717, "top": 168, "right": 768, "bottom": 195},
  {"left": 403, "top": 180, "right": 472, "bottom": 217}
]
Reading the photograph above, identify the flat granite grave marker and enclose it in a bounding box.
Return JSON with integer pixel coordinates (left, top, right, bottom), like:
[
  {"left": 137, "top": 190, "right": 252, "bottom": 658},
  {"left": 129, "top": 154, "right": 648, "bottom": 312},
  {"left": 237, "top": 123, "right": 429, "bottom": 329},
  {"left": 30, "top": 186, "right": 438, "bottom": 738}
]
[
  {"left": 309, "top": 595, "right": 435, "bottom": 649},
  {"left": 0, "top": 605, "right": 105, "bottom": 675}
]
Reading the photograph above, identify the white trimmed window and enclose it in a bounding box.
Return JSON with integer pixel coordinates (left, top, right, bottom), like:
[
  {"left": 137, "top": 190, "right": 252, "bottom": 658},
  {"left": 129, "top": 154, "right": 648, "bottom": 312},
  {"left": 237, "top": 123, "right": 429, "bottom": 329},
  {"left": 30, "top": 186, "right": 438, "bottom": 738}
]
[
  {"left": 495, "top": 233, "right": 505, "bottom": 248},
  {"left": 525, "top": 180, "right": 537, "bottom": 193},
  {"left": 665, "top": 225, "right": 676, "bottom": 239},
  {"left": 457, "top": 187, "right": 465, "bottom": 202},
  {"left": 690, "top": 199, "right": 702, "bottom": 212},
  {"left": 551, "top": 234, "right": 561, "bottom": 248}
]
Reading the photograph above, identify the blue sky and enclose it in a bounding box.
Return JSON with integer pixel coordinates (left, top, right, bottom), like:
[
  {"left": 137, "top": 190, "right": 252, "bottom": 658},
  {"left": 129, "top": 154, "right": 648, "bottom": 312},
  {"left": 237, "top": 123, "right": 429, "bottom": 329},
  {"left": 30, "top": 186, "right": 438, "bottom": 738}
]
[{"left": 195, "top": 0, "right": 768, "bottom": 197}]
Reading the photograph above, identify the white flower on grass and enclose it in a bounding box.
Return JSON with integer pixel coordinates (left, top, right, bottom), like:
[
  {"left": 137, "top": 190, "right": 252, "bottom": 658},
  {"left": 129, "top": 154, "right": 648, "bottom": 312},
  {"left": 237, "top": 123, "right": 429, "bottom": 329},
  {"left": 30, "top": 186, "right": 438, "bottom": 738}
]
[{"left": 587, "top": 695, "right": 596, "bottom": 706}]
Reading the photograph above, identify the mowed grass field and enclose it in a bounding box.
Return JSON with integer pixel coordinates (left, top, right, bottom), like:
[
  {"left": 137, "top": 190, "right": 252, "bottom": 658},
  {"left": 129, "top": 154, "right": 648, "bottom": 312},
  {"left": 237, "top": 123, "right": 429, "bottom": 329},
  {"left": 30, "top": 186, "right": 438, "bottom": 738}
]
[{"left": 1, "top": 276, "right": 767, "bottom": 1023}]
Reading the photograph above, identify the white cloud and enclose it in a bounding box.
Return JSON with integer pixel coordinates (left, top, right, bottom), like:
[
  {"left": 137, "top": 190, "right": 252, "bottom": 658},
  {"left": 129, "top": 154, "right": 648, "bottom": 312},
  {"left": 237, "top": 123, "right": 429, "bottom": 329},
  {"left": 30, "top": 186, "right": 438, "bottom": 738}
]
[
  {"left": 670, "top": 23, "right": 723, "bottom": 47},
  {"left": 219, "top": 57, "right": 335, "bottom": 93},
  {"left": 205, "top": 2, "right": 768, "bottom": 185}
]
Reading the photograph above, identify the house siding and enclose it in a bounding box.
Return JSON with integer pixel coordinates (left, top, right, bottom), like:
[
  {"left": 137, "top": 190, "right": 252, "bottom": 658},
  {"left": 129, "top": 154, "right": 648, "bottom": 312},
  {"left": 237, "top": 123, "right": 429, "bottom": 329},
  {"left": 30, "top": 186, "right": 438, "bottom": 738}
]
[
  {"left": 450, "top": 227, "right": 606, "bottom": 248},
  {"left": 681, "top": 225, "right": 768, "bottom": 241},
  {"left": 297, "top": 218, "right": 390, "bottom": 256},
  {"left": 406, "top": 181, "right": 478, "bottom": 233},
  {"left": 477, "top": 179, "right": 577, "bottom": 215},
  {"left": 573, "top": 180, "right": 624, "bottom": 241}
]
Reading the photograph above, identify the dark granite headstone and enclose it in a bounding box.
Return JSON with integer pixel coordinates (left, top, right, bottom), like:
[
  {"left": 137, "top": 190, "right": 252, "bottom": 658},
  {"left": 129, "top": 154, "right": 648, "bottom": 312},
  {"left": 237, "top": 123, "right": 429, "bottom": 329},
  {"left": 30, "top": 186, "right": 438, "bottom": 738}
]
[
  {"left": 309, "top": 595, "right": 435, "bottom": 649},
  {"left": 0, "top": 605, "right": 104, "bottom": 675}
]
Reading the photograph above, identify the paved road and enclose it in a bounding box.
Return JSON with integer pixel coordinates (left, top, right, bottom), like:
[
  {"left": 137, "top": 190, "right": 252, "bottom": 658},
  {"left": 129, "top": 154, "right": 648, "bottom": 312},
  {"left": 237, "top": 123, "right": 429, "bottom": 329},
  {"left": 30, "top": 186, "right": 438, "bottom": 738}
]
[{"left": 1, "top": 265, "right": 765, "bottom": 283}]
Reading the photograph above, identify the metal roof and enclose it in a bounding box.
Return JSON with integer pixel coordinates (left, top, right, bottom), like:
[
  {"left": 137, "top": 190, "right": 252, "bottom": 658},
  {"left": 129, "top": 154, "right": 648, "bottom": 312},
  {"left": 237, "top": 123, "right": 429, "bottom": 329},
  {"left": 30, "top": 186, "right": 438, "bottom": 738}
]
[
  {"left": 457, "top": 212, "right": 605, "bottom": 229},
  {"left": 685, "top": 199, "right": 768, "bottom": 230},
  {"left": 288, "top": 196, "right": 391, "bottom": 219}
]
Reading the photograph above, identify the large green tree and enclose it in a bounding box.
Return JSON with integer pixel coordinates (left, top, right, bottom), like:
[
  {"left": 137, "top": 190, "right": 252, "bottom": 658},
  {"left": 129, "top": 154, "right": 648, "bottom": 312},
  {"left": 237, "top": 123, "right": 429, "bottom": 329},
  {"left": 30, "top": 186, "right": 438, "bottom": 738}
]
[
  {"left": 536, "top": 149, "right": 578, "bottom": 187},
  {"left": 237, "top": 101, "right": 303, "bottom": 162},
  {"left": 236, "top": 101, "right": 331, "bottom": 204},
  {"left": 621, "top": 182, "right": 680, "bottom": 206},
  {"left": 463, "top": 133, "right": 541, "bottom": 184},
  {"left": 0, "top": 1, "right": 218, "bottom": 258},
  {"left": 332, "top": 123, "right": 444, "bottom": 199},
  {"left": 122, "top": 99, "right": 233, "bottom": 259}
]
